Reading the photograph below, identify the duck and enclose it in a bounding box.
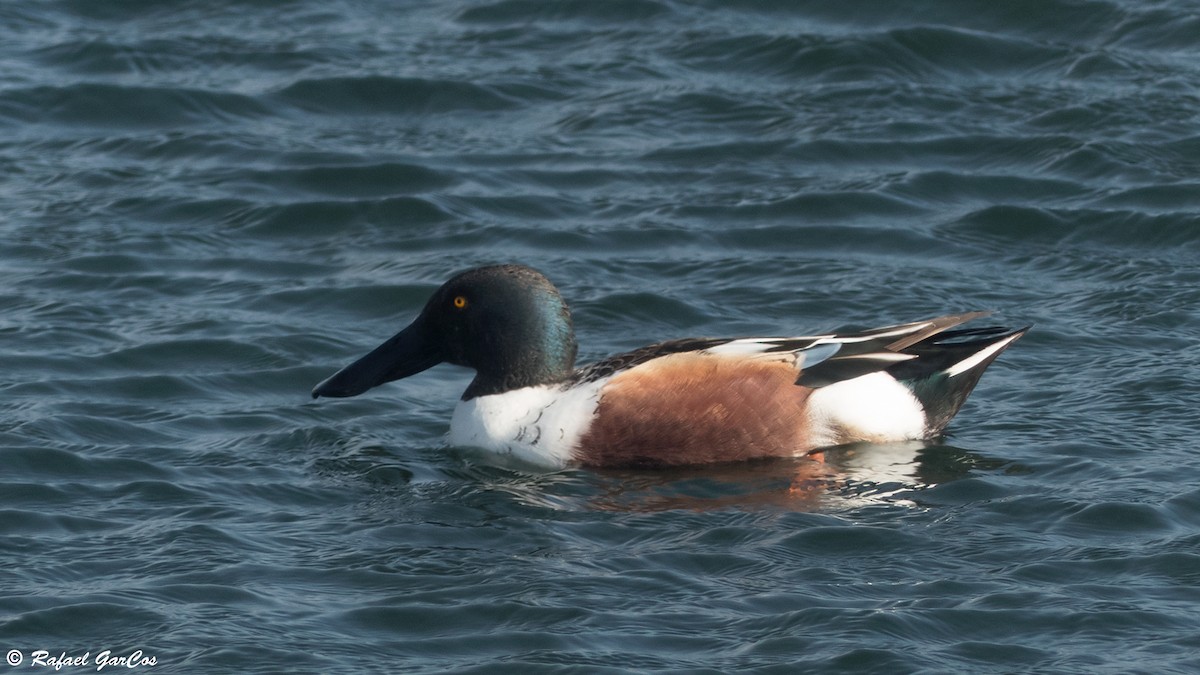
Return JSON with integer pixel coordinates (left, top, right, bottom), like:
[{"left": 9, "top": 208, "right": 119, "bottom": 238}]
[{"left": 312, "top": 264, "right": 1027, "bottom": 469}]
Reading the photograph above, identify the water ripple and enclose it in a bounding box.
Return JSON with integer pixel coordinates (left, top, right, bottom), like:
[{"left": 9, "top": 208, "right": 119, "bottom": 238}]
[{"left": 4, "top": 0, "right": 1200, "bottom": 672}]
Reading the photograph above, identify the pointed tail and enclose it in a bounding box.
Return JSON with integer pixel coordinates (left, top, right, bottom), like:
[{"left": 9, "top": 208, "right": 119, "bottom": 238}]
[{"left": 887, "top": 325, "right": 1029, "bottom": 434}]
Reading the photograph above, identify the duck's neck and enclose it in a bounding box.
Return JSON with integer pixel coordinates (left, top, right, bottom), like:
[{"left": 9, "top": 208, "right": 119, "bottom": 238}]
[{"left": 462, "top": 299, "right": 578, "bottom": 400}]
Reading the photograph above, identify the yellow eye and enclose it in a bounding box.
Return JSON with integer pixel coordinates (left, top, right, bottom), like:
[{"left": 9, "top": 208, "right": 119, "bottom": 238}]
[{"left": 452, "top": 295, "right": 468, "bottom": 309}]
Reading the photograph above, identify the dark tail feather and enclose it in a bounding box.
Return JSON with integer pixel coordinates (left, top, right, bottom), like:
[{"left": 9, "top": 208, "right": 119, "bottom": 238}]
[
  {"left": 888, "top": 325, "right": 1030, "bottom": 434},
  {"left": 796, "top": 312, "right": 992, "bottom": 389}
]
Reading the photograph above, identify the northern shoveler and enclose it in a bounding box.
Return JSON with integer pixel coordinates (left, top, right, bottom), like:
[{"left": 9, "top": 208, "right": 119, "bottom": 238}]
[{"left": 312, "top": 264, "right": 1027, "bottom": 469}]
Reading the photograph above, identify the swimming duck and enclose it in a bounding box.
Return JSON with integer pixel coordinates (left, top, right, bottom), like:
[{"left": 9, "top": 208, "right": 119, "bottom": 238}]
[{"left": 313, "top": 264, "right": 1026, "bottom": 469}]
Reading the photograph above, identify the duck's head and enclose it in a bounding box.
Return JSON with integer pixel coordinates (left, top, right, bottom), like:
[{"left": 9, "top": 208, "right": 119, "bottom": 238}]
[{"left": 312, "top": 264, "right": 578, "bottom": 401}]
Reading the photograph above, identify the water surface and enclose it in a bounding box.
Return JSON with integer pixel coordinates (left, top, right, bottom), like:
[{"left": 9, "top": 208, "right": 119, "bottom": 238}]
[{"left": 3, "top": 0, "right": 1200, "bottom": 672}]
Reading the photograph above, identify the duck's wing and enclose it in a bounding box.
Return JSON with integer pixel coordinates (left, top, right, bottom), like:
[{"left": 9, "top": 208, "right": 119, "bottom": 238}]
[
  {"left": 570, "top": 312, "right": 995, "bottom": 388},
  {"left": 794, "top": 312, "right": 995, "bottom": 388}
]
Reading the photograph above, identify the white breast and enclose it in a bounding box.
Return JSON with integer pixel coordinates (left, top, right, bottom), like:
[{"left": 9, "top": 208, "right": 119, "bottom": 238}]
[{"left": 448, "top": 379, "right": 606, "bottom": 468}]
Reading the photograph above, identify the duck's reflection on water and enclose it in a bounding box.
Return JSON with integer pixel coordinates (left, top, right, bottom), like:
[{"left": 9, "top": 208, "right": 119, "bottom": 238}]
[
  {"left": 444, "top": 440, "right": 1012, "bottom": 513},
  {"left": 581, "top": 441, "right": 1010, "bottom": 512}
]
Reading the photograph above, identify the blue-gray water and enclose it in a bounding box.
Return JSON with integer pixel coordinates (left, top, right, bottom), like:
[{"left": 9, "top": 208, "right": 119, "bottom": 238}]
[{"left": 3, "top": 0, "right": 1200, "bottom": 672}]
